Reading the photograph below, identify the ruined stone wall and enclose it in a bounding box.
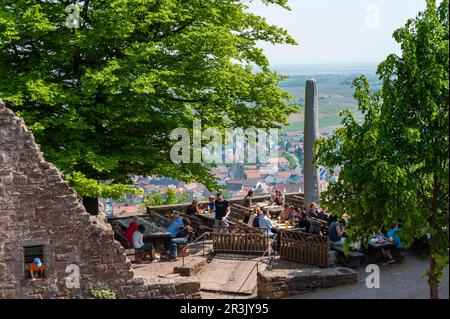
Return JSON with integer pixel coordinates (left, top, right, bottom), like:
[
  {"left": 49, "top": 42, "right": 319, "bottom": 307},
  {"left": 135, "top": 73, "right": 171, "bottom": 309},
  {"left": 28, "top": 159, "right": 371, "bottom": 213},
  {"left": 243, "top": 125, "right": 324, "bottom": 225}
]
[{"left": 0, "top": 106, "right": 200, "bottom": 299}]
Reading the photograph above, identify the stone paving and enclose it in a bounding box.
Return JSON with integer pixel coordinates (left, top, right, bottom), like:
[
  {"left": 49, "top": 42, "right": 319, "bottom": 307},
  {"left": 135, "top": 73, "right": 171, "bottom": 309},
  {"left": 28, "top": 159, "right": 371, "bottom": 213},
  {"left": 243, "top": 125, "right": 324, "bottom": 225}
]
[
  {"left": 291, "top": 251, "right": 449, "bottom": 299},
  {"left": 203, "top": 251, "right": 449, "bottom": 299}
]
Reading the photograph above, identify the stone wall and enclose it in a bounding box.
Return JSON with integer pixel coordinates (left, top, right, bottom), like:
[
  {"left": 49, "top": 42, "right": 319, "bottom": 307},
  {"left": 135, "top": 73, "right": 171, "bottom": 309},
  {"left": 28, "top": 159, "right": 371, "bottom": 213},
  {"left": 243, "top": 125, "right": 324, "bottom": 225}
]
[
  {"left": 147, "top": 193, "right": 304, "bottom": 217},
  {"left": 257, "top": 267, "right": 358, "bottom": 299},
  {"left": 0, "top": 106, "right": 200, "bottom": 299}
]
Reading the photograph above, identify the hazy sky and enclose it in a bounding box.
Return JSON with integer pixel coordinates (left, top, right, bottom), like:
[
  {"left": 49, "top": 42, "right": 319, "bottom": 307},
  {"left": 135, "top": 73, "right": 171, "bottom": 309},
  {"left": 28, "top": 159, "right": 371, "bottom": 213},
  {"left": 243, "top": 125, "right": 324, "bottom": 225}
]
[{"left": 248, "top": 0, "right": 428, "bottom": 65}]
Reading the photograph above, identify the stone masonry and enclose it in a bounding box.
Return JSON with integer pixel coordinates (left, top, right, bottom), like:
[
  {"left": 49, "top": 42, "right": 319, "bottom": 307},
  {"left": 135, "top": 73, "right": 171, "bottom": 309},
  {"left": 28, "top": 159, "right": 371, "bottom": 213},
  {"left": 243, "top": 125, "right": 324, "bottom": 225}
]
[
  {"left": 257, "top": 267, "right": 358, "bottom": 299},
  {"left": 0, "top": 105, "right": 201, "bottom": 299}
]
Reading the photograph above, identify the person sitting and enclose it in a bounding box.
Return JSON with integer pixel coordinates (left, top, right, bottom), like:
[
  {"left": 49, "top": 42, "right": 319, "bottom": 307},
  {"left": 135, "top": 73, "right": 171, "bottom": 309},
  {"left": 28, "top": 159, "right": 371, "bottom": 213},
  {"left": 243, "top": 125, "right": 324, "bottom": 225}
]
[
  {"left": 327, "top": 213, "right": 338, "bottom": 226},
  {"left": 258, "top": 210, "right": 276, "bottom": 237},
  {"left": 279, "top": 204, "right": 290, "bottom": 223},
  {"left": 166, "top": 211, "right": 184, "bottom": 238},
  {"left": 307, "top": 202, "right": 320, "bottom": 219},
  {"left": 329, "top": 218, "right": 346, "bottom": 245},
  {"left": 297, "top": 210, "right": 313, "bottom": 233},
  {"left": 132, "top": 224, "right": 155, "bottom": 261},
  {"left": 125, "top": 217, "right": 139, "bottom": 246},
  {"left": 273, "top": 189, "right": 284, "bottom": 206},
  {"left": 29, "top": 258, "right": 45, "bottom": 280},
  {"left": 382, "top": 223, "right": 404, "bottom": 265},
  {"left": 186, "top": 199, "right": 202, "bottom": 216},
  {"left": 247, "top": 208, "right": 259, "bottom": 227},
  {"left": 317, "top": 209, "right": 330, "bottom": 221},
  {"left": 207, "top": 195, "right": 216, "bottom": 213},
  {"left": 287, "top": 205, "right": 295, "bottom": 221},
  {"left": 167, "top": 218, "right": 195, "bottom": 261},
  {"left": 252, "top": 209, "right": 264, "bottom": 228}
]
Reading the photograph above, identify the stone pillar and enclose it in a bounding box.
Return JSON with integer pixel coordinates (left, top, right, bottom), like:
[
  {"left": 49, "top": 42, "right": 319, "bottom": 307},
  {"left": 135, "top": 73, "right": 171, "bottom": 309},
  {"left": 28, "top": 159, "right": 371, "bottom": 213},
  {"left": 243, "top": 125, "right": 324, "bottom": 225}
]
[{"left": 303, "top": 79, "right": 320, "bottom": 205}]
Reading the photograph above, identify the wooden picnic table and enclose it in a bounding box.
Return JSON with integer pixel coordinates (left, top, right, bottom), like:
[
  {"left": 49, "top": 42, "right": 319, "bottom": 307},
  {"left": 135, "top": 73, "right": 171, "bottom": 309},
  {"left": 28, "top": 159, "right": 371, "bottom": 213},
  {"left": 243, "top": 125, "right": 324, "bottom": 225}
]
[
  {"left": 195, "top": 212, "right": 216, "bottom": 227},
  {"left": 272, "top": 221, "right": 296, "bottom": 230},
  {"left": 258, "top": 202, "right": 283, "bottom": 218},
  {"left": 118, "top": 217, "right": 171, "bottom": 238}
]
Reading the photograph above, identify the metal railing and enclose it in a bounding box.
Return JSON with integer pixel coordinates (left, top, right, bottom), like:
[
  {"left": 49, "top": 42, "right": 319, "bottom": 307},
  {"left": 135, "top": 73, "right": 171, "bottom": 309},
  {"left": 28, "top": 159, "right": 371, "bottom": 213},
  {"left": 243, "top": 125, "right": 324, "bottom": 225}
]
[
  {"left": 236, "top": 240, "right": 276, "bottom": 294},
  {"left": 181, "top": 231, "right": 212, "bottom": 266}
]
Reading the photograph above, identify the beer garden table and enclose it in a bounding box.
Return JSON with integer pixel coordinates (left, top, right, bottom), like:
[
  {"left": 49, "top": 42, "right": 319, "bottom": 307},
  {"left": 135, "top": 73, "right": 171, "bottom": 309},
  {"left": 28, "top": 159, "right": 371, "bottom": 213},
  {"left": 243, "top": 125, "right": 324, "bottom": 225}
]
[
  {"left": 118, "top": 217, "right": 171, "bottom": 239},
  {"left": 258, "top": 202, "right": 283, "bottom": 218},
  {"left": 368, "top": 236, "right": 394, "bottom": 249}
]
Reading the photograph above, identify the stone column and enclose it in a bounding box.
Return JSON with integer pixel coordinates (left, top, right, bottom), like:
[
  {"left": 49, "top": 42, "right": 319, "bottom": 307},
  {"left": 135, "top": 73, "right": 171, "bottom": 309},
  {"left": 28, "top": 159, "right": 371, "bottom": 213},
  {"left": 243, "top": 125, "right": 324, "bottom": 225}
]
[{"left": 303, "top": 79, "right": 320, "bottom": 205}]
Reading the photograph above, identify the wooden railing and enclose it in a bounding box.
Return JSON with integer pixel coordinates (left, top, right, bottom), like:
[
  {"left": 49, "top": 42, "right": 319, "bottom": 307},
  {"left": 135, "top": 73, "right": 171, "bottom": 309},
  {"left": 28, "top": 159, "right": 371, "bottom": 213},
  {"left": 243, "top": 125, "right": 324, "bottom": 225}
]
[
  {"left": 230, "top": 204, "right": 253, "bottom": 222},
  {"left": 279, "top": 229, "right": 330, "bottom": 267},
  {"left": 285, "top": 194, "right": 305, "bottom": 208},
  {"left": 212, "top": 226, "right": 270, "bottom": 254},
  {"left": 309, "top": 217, "right": 329, "bottom": 236}
]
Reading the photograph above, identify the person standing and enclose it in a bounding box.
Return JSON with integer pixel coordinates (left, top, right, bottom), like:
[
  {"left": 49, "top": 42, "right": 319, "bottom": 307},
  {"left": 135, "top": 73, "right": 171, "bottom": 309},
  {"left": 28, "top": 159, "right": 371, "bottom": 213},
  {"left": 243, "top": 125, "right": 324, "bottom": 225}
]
[
  {"left": 214, "top": 192, "right": 230, "bottom": 232},
  {"left": 243, "top": 190, "right": 256, "bottom": 223},
  {"left": 243, "top": 190, "right": 255, "bottom": 208}
]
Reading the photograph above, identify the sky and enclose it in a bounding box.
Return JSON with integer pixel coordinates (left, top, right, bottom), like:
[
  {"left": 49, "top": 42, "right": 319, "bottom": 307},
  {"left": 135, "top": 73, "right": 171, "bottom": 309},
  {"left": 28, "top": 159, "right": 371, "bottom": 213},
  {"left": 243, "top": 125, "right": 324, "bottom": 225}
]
[{"left": 248, "top": 0, "right": 429, "bottom": 66}]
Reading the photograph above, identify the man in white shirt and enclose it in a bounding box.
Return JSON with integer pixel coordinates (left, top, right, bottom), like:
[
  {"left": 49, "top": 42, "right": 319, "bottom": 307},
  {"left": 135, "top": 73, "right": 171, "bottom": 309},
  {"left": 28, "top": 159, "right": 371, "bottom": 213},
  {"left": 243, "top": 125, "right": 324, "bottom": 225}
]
[
  {"left": 258, "top": 210, "right": 275, "bottom": 237},
  {"left": 132, "top": 224, "right": 155, "bottom": 261}
]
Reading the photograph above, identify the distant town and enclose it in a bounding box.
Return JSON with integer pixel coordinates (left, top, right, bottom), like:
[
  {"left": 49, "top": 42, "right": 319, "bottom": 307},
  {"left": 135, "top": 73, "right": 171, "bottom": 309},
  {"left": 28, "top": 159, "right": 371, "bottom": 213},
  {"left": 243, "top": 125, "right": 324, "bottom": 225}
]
[{"left": 106, "top": 130, "right": 339, "bottom": 218}]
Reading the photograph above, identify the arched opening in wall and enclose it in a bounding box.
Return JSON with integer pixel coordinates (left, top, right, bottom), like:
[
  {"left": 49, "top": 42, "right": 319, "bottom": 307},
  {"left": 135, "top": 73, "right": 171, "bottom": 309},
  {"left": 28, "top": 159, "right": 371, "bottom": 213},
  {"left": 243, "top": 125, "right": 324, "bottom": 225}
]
[{"left": 24, "top": 245, "right": 45, "bottom": 280}]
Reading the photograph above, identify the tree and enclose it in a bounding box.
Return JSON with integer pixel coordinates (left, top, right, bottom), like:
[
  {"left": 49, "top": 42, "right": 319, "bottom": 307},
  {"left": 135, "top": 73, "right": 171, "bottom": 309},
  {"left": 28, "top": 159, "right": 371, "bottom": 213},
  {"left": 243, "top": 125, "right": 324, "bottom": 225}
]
[
  {"left": 315, "top": 0, "right": 448, "bottom": 299},
  {"left": 0, "top": 0, "right": 297, "bottom": 199},
  {"left": 144, "top": 188, "right": 189, "bottom": 206}
]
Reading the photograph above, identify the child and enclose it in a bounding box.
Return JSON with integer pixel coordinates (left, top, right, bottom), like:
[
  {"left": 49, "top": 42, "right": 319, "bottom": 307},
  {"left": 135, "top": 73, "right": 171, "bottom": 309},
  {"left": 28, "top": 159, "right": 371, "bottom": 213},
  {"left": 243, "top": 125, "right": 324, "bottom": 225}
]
[{"left": 29, "top": 258, "right": 45, "bottom": 280}]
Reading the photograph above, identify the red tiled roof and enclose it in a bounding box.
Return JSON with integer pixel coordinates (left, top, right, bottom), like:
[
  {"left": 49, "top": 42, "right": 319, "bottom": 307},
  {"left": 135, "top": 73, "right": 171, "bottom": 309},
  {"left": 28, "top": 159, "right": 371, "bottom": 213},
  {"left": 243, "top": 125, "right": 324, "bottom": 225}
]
[
  {"left": 267, "top": 157, "right": 289, "bottom": 164},
  {"left": 244, "top": 170, "right": 262, "bottom": 179}
]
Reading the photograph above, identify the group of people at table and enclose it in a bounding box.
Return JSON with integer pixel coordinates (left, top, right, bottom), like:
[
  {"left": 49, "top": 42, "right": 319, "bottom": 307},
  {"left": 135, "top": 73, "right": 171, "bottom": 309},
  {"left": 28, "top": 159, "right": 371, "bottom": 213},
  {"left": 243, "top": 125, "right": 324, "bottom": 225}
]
[{"left": 122, "top": 189, "right": 404, "bottom": 266}]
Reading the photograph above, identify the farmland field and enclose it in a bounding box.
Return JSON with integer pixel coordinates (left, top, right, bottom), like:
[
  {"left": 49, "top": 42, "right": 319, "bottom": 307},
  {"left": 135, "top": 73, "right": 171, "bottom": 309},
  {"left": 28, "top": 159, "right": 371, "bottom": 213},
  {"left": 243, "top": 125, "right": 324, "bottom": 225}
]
[{"left": 277, "top": 64, "right": 381, "bottom": 133}]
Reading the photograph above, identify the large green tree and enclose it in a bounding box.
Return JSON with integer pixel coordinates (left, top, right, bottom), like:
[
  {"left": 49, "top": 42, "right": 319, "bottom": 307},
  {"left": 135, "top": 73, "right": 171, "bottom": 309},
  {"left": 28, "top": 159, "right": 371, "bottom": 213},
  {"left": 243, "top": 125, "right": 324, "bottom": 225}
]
[
  {"left": 0, "top": 0, "right": 297, "bottom": 200},
  {"left": 315, "top": 0, "right": 448, "bottom": 298}
]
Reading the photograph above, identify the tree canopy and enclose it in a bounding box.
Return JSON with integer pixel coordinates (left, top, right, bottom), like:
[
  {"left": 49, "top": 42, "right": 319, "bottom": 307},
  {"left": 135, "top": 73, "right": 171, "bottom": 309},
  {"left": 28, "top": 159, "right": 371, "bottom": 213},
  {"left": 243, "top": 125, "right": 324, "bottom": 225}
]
[
  {"left": 315, "top": 0, "right": 449, "bottom": 298},
  {"left": 0, "top": 0, "right": 298, "bottom": 197}
]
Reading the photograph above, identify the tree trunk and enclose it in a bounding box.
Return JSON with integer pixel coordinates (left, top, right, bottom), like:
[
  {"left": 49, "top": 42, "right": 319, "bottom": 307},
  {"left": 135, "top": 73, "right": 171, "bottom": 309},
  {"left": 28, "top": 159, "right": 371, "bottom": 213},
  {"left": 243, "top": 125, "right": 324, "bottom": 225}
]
[
  {"left": 428, "top": 235, "right": 439, "bottom": 299},
  {"left": 82, "top": 196, "right": 99, "bottom": 215},
  {"left": 428, "top": 174, "right": 440, "bottom": 299}
]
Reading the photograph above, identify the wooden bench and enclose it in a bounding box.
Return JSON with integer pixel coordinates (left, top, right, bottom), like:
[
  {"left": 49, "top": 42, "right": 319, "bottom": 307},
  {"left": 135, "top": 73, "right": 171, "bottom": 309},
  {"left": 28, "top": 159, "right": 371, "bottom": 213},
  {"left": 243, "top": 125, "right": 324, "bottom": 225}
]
[{"left": 330, "top": 243, "right": 364, "bottom": 268}]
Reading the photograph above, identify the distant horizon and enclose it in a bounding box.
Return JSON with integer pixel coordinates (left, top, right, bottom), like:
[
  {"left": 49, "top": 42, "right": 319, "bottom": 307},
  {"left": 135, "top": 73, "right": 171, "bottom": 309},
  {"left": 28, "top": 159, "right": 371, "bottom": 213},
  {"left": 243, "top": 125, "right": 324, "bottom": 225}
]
[{"left": 267, "top": 62, "right": 379, "bottom": 76}]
